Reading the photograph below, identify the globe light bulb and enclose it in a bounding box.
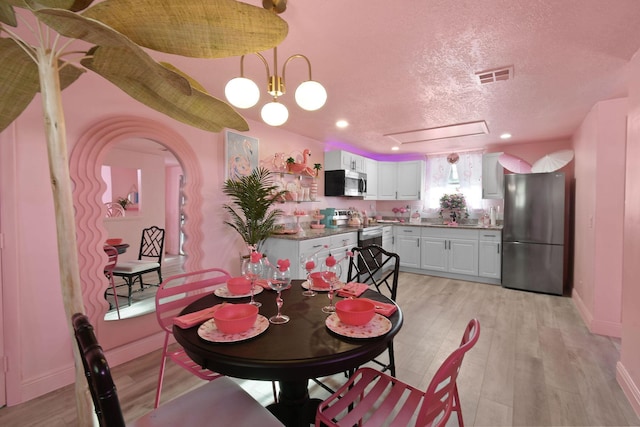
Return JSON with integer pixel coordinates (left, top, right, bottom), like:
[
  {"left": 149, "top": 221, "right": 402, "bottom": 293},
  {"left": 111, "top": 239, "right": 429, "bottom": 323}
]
[
  {"left": 224, "top": 77, "right": 260, "bottom": 109},
  {"left": 261, "top": 101, "right": 289, "bottom": 126},
  {"left": 295, "top": 80, "right": 327, "bottom": 111}
]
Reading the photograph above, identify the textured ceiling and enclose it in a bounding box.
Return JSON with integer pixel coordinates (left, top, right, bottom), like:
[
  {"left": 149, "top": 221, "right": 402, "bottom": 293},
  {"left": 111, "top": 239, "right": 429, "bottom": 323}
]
[{"left": 173, "top": 0, "right": 640, "bottom": 157}]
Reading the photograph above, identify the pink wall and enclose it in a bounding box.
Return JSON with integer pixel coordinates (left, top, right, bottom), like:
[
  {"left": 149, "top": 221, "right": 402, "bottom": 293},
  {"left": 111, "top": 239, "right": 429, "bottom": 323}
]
[
  {"left": 619, "top": 49, "right": 640, "bottom": 416},
  {"left": 1, "top": 51, "right": 639, "bottom": 419},
  {"left": 572, "top": 98, "right": 627, "bottom": 337}
]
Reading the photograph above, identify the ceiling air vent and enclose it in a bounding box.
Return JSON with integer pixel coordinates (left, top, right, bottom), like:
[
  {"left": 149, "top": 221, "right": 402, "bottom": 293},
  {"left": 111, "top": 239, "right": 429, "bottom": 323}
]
[{"left": 476, "top": 66, "right": 514, "bottom": 84}]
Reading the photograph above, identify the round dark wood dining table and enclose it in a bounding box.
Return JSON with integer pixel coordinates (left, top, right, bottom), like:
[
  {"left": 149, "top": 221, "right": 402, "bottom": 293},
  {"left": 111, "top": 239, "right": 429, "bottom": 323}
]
[{"left": 173, "top": 279, "right": 403, "bottom": 427}]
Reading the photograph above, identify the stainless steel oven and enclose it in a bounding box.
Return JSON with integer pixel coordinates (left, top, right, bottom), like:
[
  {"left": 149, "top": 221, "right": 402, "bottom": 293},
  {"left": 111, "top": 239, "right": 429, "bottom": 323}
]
[{"left": 358, "top": 226, "right": 383, "bottom": 279}]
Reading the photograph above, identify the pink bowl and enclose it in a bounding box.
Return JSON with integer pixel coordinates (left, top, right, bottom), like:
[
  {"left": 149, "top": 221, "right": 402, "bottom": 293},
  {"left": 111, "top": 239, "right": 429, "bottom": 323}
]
[
  {"left": 309, "top": 271, "right": 330, "bottom": 289},
  {"left": 105, "top": 238, "right": 123, "bottom": 246},
  {"left": 213, "top": 303, "right": 258, "bottom": 334},
  {"left": 335, "top": 299, "right": 376, "bottom": 326},
  {"left": 226, "top": 276, "right": 251, "bottom": 295}
]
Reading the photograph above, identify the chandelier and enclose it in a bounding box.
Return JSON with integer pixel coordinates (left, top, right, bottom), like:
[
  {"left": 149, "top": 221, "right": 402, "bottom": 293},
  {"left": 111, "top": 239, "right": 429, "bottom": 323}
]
[{"left": 224, "top": 0, "right": 327, "bottom": 126}]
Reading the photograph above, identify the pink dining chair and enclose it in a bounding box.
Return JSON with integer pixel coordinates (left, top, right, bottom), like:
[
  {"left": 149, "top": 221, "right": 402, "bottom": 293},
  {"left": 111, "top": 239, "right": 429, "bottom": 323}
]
[
  {"left": 103, "top": 245, "right": 121, "bottom": 319},
  {"left": 154, "top": 268, "right": 231, "bottom": 408},
  {"left": 315, "top": 319, "right": 480, "bottom": 427}
]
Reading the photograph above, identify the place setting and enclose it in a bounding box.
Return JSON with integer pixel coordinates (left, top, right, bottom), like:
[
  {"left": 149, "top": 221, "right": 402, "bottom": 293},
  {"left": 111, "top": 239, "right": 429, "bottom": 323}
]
[
  {"left": 214, "top": 277, "right": 264, "bottom": 299},
  {"left": 325, "top": 298, "right": 398, "bottom": 339}
]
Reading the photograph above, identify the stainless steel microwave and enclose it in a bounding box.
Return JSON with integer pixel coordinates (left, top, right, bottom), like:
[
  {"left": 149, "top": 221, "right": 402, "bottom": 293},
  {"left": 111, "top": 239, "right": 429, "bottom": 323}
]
[{"left": 324, "top": 170, "right": 367, "bottom": 197}]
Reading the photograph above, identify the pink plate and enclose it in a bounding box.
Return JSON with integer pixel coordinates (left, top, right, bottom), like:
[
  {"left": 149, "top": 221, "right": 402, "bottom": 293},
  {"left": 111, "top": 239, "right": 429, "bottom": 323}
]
[
  {"left": 214, "top": 285, "right": 263, "bottom": 299},
  {"left": 198, "top": 315, "right": 269, "bottom": 343},
  {"left": 325, "top": 313, "right": 391, "bottom": 338},
  {"left": 301, "top": 280, "right": 345, "bottom": 292}
]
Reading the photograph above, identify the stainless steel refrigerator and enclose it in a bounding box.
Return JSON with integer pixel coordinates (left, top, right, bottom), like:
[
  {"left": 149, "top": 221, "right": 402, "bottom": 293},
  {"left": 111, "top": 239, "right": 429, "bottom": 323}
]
[{"left": 502, "top": 172, "right": 565, "bottom": 295}]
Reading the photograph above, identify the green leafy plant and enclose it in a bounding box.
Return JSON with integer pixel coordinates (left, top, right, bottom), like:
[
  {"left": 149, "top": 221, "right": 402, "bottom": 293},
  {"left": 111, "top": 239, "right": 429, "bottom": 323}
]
[
  {"left": 223, "top": 167, "right": 287, "bottom": 253},
  {"left": 313, "top": 163, "right": 322, "bottom": 176}
]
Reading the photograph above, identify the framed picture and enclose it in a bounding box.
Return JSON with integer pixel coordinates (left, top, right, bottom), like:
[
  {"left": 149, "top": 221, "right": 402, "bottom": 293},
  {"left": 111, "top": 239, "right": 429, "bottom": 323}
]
[{"left": 225, "top": 130, "right": 259, "bottom": 180}]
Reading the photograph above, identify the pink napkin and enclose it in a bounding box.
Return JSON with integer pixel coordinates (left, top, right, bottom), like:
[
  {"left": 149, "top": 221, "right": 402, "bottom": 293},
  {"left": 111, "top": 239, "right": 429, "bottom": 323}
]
[
  {"left": 255, "top": 279, "right": 271, "bottom": 289},
  {"left": 359, "top": 298, "right": 398, "bottom": 317},
  {"left": 173, "top": 304, "right": 223, "bottom": 329},
  {"left": 337, "top": 282, "right": 370, "bottom": 298}
]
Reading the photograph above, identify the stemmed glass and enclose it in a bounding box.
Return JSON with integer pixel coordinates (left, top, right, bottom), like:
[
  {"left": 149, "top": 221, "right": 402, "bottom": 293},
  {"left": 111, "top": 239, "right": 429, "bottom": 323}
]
[
  {"left": 300, "top": 253, "right": 318, "bottom": 296},
  {"left": 241, "top": 255, "right": 262, "bottom": 308},
  {"left": 270, "top": 262, "right": 291, "bottom": 324},
  {"left": 321, "top": 259, "right": 342, "bottom": 314}
]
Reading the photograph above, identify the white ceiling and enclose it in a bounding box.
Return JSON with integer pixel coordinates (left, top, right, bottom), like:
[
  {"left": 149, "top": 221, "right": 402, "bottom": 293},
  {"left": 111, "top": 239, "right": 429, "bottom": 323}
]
[{"left": 170, "top": 0, "right": 640, "bottom": 157}]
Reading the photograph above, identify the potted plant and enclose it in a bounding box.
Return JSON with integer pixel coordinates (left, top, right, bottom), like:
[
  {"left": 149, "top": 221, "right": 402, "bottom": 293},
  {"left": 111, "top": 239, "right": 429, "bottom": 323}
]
[
  {"left": 286, "top": 157, "right": 296, "bottom": 172},
  {"left": 116, "top": 196, "right": 132, "bottom": 210},
  {"left": 313, "top": 163, "right": 322, "bottom": 177},
  {"left": 223, "top": 167, "right": 287, "bottom": 254}
]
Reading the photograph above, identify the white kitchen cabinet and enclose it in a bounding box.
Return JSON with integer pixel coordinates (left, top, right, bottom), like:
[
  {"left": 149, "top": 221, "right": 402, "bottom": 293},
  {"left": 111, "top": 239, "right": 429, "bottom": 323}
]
[
  {"left": 478, "top": 230, "right": 502, "bottom": 279},
  {"left": 364, "top": 157, "right": 378, "bottom": 200},
  {"left": 324, "top": 150, "right": 366, "bottom": 173},
  {"left": 420, "top": 228, "right": 478, "bottom": 276},
  {"left": 394, "top": 226, "right": 421, "bottom": 269},
  {"left": 381, "top": 226, "right": 394, "bottom": 268},
  {"left": 482, "top": 152, "right": 504, "bottom": 199},
  {"left": 377, "top": 160, "right": 425, "bottom": 200},
  {"left": 396, "top": 160, "right": 425, "bottom": 200},
  {"left": 377, "top": 162, "right": 397, "bottom": 200},
  {"left": 262, "top": 232, "right": 357, "bottom": 281}
]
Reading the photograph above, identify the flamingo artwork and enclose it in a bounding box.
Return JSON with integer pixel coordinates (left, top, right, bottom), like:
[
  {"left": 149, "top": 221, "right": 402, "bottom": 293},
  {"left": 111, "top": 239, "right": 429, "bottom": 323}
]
[{"left": 288, "top": 149, "right": 315, "bottom": 176}]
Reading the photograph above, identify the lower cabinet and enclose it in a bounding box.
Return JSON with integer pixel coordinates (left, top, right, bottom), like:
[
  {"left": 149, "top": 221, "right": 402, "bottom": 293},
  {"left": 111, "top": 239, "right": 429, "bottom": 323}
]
[
  {"left": 394, "top": 226, "right": 421, "bottom": 269},
  {"left": 478, "top": 230, "right": 502, "bottom": 279},
  {"left": 263, "top": 232, "right": 357, "bottom": 281},
  {"left": 420, "top": 229, "right": 478, "bottom": 276},
  {"left": 394, "top": 225, "right": 502, "bottom": 285}
]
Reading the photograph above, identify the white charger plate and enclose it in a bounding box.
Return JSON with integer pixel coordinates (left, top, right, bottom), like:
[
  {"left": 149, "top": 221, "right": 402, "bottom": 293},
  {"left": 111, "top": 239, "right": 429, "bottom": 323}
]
[
  {"left": 301, "top": 280, "right": 345, "bottom": 292},
  {"left": 214, "top": 285, "right": 264, "bottom": 299},
  {"left": 198, "top": 315, "right": 269, "bottom": 343},
  {"left": 325, "top": 313, "right": 391, "bottom": 338}
]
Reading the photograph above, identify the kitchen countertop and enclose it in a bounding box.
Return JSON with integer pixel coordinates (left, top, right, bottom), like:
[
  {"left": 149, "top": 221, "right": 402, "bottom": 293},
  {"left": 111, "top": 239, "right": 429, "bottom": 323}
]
[{"left": 269, "top": 222, "right": 503, "bottom": 241}]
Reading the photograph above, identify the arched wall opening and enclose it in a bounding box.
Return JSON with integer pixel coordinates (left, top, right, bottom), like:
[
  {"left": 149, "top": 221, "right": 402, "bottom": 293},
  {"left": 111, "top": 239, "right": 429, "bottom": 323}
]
[{"left": 70, "top": 116, "right": 204, "bottom": 337}]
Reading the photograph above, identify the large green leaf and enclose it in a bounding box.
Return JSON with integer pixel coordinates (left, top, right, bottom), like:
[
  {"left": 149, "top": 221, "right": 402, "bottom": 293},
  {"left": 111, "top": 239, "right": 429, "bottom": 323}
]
[
  {"left": 0, "top": 37, "right": 84, "bottom": 132},
  {"left": 33, "top": 5, "right": 192, "bottom": 95},
  {"left": 82, "top": 0, "right": 288, "bottom": 58},
  {"left": 81, "top": 45, "right": 248, "bottom": 132},
  {"left": 26, "top": 0, "right": 93, "bottom": 12},
  {"left": 0, "top": 38, "right": 38, "bottom": 132},
  {"left": 0, "top": 1, "right": 17, "bottom": 26}
]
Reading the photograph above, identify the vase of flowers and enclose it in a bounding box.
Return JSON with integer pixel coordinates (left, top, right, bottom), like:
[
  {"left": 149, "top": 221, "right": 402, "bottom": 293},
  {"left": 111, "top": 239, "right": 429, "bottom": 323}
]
[{"left": 439, "top": 193, "right": 469, "bottom": 221}]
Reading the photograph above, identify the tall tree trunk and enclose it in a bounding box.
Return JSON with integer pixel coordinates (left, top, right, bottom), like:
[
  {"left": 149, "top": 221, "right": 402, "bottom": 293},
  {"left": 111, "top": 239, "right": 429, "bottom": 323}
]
[{"left": 36, "top": 48, "right": 93, "bottom": 425}]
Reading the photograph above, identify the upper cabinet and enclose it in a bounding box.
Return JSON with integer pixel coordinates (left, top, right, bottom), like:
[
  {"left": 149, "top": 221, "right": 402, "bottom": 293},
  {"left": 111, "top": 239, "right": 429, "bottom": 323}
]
[
  {"left": 482, "top": 152, "right": 504, "bottom": 199},
  {"left": 378, "top": 160, "right": 425, "bottom": 200},
  {"left": 364, "top": 157, "right": 378, "bottom": 200},
  {"left": 325, "top": 150, "right": 366, "bottom": 173}
]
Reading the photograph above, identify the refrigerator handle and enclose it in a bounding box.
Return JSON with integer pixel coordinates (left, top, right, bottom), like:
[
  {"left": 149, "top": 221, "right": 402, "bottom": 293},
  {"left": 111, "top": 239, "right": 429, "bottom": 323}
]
[{"left": 497, "top": 243, "right": 500, "bottom": 254}]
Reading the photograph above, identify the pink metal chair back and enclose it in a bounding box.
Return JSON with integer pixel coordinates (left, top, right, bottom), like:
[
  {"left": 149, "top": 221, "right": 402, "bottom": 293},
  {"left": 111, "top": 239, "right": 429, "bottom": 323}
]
[
  {"left": 315, "top": 319, "right": 480, "bottom": 427},
  {"left": 416, "top": 318, "right": 480, "bottom": 427},
  {"left": 103, "top": 245, "right": 120, "bottom": 319},
  {"left": 153, "top": 268, "right": 230, "bottom": 408}
]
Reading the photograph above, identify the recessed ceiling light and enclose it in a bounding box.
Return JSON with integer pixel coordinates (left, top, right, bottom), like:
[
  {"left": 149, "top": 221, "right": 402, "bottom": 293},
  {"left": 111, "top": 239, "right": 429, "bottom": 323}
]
[
  {"left": 336, "top": 120, "right": 349, "bottom": 128},
  {"left": 391, "top": 146, "right": 399, "bottom": 151},
  {"left": 500, "top": 133, "right": 512, "bottom": 140}
]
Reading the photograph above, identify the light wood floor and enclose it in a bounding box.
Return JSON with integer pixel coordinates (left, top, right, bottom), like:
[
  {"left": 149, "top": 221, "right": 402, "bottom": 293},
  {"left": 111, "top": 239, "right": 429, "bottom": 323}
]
[{"left": 1, "top": 272, "right": 638, "bottom": 426}]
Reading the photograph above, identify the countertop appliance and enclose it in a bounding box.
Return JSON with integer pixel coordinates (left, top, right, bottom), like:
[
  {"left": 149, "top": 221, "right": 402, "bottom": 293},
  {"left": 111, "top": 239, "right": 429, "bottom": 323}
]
[
  {"left": 502, "top": 172, "right": 566, "bottom": 295},
  {"left": 324, "top": 170, "right": 367, "bottom": 197}
]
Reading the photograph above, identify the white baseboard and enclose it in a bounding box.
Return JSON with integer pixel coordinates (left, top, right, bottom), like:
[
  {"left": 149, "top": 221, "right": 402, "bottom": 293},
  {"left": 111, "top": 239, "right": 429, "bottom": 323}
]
[{"left": 617, "top": 361, "right": 640, "bottom": 419}]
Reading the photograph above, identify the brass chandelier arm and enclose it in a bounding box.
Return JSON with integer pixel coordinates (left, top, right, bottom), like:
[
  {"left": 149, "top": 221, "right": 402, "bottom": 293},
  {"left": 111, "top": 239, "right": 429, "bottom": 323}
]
[{"left": 282, "top": 52, "right": 314, "bottom": 83}]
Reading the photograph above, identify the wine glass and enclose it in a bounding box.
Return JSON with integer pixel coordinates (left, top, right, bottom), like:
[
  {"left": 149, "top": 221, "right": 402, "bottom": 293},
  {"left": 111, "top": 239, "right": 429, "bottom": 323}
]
[
  {"left": 241, "top": 257, "right": 262, "bottom": 308},
  {"left": 321, "top": 263, "right": 342, "bottom": 314},
  {"left": 269, "top": 266, "right": 291, "bottom": 324},
  {"left": 299, "top": 253, "right": 317, "bottom": 296}
]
